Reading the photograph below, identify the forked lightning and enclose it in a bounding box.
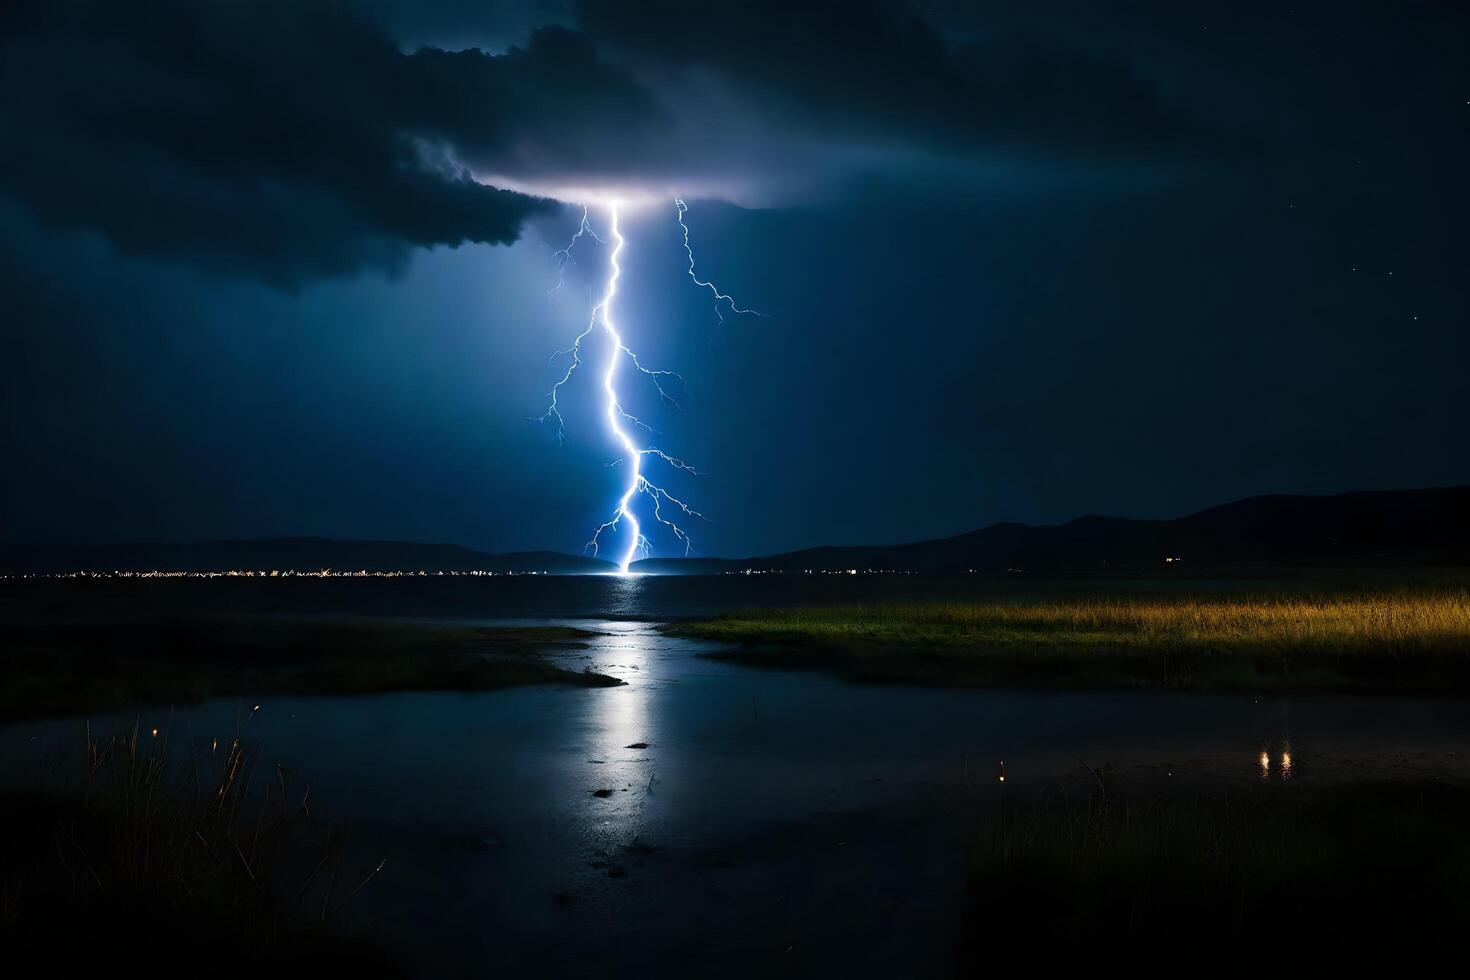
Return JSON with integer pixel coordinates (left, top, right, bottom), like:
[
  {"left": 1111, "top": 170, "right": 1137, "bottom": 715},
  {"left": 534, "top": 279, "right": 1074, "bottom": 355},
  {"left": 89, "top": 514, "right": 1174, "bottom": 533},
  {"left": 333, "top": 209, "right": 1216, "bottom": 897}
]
[{"left": 538, "top": 200, "right": 759, "bottom": 573}]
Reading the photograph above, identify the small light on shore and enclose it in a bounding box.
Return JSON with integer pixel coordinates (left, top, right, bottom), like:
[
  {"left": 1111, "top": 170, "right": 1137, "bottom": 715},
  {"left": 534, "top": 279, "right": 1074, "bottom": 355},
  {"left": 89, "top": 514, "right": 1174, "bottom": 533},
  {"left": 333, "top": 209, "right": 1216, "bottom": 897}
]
[{"left": 151, "top": 728, "right": 158, "bottom": 738}]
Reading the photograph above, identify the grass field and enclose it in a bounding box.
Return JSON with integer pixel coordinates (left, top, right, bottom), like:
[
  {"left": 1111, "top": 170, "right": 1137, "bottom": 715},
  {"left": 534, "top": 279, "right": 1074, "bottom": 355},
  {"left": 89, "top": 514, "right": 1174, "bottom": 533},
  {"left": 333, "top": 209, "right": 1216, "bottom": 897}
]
[
  {"left": 0, "top": 619, "right": 620, "bottom": 722},
  {"left": 670, "top": 588, "right": 1470, "bottom": 691},
  {"left": 966, "top": 779, "right": 1470, "bottom": 963},
  {"left": 1, "top": 727, "right": 404, "bottom": 974}
]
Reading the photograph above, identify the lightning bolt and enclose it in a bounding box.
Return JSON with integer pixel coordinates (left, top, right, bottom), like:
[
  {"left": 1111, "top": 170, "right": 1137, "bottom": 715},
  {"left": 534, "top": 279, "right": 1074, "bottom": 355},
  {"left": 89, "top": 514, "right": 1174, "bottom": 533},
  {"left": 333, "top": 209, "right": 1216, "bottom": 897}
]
[
  {"left": 538, "top": 203, "right": 709, "bottom": 574},
  {"left": 675, "top": 198, "right": 764, "bottom": 324},
  {"left": 547, "top": 204, "right": 604, "bottom": 295}
]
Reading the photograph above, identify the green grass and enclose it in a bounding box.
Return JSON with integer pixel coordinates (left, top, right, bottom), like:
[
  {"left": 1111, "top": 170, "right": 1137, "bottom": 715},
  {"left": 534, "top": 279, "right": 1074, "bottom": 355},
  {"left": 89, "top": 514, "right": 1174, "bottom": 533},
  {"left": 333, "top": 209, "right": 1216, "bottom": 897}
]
[
  {"left": 966, "top": 780, "right": 1470, "bottom": 963},
  {"left": 669, "top": 588, "right": 1470, "bottom": 690},
  {"left": 1, "top": 726, "right": 403, "bottom": 974},
  {"left": 0, "top": 619, "right": 621, "bottom": 721}
]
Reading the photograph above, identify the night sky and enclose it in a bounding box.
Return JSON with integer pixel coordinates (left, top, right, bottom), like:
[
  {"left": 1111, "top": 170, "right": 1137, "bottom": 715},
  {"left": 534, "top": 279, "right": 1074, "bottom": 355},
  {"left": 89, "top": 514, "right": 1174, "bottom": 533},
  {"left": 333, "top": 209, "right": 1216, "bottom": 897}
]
[{"left": 2, "top": 1, "right": 1466, "bottom": 559}]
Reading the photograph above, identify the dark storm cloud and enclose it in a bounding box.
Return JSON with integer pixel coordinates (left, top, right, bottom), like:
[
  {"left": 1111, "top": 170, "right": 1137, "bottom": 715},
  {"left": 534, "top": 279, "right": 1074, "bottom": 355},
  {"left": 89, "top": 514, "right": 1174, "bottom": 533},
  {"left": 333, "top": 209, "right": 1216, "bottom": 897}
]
[
  {"left": 575, "top": 0, "right": 1175, "bottom": 157},
  {"left": 405, "top": 26, "right": 674, "bottom": 184},
  {"left": 350, "top": 0, "right": 575, "bottom": 50},
  {"left": 0, "top": 0, "right": 575, "bottom": 288},
  {"left": 0, "top": 0, "right": 1185, "bottom": 286},
  {"left": 451, "top": 0, "right": 1186, "bottom": 202}
]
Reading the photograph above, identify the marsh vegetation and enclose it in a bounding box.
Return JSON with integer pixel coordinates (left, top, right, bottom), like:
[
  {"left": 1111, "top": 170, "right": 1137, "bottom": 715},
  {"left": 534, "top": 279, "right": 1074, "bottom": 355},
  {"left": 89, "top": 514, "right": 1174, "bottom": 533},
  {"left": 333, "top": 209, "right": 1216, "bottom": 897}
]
[
  {"left": 672, "top": 588, "right": 1470, "bottom": 691},
  {"left": 1, "top": 724, "right": 402, "bottom": 975},
  {"left": 968, "top": 778, "right": 1470, "bottom": 962}
]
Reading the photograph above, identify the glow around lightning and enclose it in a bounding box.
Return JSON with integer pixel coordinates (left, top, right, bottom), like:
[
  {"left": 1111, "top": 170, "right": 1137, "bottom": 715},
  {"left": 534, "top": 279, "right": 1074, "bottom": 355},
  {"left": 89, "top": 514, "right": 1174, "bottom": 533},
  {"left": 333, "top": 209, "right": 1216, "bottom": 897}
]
[{"left": 538, "top": 200, "right": 759, "bottom": 574}]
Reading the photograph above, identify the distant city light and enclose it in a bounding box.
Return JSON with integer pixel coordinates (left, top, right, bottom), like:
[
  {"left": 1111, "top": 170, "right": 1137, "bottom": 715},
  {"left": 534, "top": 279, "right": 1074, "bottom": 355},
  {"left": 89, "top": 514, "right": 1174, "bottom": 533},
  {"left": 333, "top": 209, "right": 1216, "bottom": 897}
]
[
  {"left": 1, "top": 567, "right": 937, "bottom": 579},
  {"left": 0, "top": 568, "right": 560, "bottom": 580}
]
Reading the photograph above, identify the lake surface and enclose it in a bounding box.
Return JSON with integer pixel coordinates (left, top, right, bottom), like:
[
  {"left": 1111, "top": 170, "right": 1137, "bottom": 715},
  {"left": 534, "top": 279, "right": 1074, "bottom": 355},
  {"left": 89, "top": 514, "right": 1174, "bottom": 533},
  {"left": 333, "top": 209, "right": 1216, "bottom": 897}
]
[
  {"left": 0, "top": 569, "right": 1330, "bottom": 623},
  {"left": 5, "top": 610, "right": 1468, "bottom": 977}
]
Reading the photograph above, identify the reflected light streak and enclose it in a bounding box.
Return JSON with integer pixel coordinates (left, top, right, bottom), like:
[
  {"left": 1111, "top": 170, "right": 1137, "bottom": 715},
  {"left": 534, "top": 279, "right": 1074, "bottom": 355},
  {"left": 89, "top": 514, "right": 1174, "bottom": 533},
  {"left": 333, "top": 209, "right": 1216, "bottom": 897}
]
[{"left": 583, "top": 623, "right": 657, "bottom": 846}]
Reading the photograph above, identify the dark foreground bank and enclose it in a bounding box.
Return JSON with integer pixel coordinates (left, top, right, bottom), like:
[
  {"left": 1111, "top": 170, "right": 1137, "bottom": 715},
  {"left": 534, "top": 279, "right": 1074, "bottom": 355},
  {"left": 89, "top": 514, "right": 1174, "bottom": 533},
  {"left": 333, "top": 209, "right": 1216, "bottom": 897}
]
[
  {"left": 968, "top": 777, "right": 1470, "bottom": 965},
  {"left": 0, "top": 728, "right": 404, "bottom": 976}
]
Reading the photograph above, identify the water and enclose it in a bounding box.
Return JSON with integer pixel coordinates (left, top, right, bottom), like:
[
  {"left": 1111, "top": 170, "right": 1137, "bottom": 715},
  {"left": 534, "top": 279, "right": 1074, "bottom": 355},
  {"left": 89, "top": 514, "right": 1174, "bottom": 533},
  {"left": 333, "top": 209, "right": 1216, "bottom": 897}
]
[
  {"left": 4, "top": 616, "right": 1468, "bottom": 977},
  {"left": 0, "top": 571, "right": 1232, "bottom": 622}
]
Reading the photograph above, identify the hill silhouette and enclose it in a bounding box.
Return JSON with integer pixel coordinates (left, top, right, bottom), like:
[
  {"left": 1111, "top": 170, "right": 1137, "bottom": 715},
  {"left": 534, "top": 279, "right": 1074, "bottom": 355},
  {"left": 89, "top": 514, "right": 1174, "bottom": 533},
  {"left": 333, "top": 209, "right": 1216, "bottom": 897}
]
[
  {"left": 4, "top": 488, "right": 1466, "bottom": 577},
  {"left": 633, "top": 486, "right": 1470, "bottom": 574}
]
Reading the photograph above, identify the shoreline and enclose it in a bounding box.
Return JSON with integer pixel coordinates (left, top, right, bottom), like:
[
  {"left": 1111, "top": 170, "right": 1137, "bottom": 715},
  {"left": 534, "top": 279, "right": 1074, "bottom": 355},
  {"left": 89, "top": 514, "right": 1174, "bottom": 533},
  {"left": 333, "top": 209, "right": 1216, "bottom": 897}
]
[{"left": 0, "top": 619, "right": 622, "bottom": 723}]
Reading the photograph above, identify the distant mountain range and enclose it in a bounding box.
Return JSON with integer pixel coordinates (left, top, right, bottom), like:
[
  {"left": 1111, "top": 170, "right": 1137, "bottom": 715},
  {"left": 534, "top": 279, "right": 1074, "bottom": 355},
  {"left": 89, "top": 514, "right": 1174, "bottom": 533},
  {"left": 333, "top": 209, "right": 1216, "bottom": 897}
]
[
  {"left": 633, "top": 486, "right": 1470, "bottom": 574},
  {"left": 0, "top": 538, "right": 613, "bottom": 575},
  {"left": 3, "top": 487, "right": 1467, "bottom": 576}
]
